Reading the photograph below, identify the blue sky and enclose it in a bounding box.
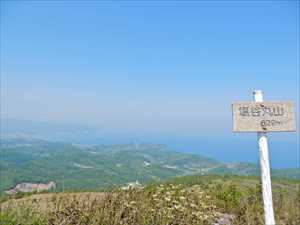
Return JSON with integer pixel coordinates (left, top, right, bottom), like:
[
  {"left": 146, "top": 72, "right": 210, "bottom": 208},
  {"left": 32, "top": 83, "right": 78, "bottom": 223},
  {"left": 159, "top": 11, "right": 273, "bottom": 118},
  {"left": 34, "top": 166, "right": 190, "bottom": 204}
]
[{"left": 1, "top": 1, "right": 299, "bottom": 167}]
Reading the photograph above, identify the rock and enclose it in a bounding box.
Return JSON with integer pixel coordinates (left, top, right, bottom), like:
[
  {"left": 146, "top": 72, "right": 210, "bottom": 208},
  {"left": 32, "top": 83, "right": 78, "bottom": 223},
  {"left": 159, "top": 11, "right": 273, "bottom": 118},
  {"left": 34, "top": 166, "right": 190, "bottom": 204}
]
[
  {"left": 5, "top": 181, "right": 56, "bottom": 194},
  {"left": 213, "top": 213, "right": 235, "bottom": 225},
  {"left": 122, "top": 180, "right": 142, "bottom": 190}
]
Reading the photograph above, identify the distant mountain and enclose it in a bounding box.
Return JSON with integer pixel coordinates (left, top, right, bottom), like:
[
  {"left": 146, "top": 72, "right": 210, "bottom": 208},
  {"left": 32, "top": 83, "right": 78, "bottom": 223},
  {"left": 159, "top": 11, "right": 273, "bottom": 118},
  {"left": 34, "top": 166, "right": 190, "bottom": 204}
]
[
  {"left": 0, "top": 138, "right": 299, "bottom": 193},
  {"left": 271, "top": 168, "right": 300, "bottom": 180},
  {"left": 1, "top": 118, "right": 106, "bottom": 143}
]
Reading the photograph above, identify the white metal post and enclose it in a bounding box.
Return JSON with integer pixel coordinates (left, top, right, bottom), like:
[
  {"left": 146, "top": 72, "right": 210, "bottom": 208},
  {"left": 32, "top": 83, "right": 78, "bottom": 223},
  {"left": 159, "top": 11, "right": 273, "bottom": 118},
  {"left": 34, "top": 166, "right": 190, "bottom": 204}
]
[{"left": 253, "top": 90, "right": 275, "bottom": 225}]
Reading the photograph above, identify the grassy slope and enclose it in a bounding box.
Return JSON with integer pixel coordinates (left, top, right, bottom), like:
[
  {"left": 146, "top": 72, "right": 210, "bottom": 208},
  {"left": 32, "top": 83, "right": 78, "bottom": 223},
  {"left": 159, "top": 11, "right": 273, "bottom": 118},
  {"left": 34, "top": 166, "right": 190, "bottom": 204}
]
[{"left": 1, "top": 174, "right": 299, "bottom": 225}]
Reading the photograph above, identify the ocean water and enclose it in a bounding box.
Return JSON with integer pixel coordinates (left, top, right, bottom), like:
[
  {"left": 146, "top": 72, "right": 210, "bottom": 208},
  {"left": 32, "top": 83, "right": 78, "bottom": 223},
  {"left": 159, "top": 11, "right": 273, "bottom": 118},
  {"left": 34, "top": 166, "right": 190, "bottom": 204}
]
[
  {"left": 2, "top": 119, "right": 299, "bottom": 169},
  {"left": 34, "top": 131, "right": 299, "bottom": 169}
]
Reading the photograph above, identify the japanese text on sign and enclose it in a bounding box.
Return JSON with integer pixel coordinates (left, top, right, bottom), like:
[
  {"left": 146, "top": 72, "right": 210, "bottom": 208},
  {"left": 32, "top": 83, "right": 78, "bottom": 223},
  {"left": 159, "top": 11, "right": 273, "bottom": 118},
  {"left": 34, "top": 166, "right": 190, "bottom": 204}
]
[{"left": 232, "top": 102, "right": 296, "bottom": 132}]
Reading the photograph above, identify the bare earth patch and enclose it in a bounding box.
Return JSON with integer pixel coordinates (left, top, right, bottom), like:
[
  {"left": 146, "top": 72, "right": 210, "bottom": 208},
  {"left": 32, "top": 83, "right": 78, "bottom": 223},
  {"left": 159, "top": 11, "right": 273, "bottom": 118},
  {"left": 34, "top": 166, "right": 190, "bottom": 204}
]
[{"left": 1, "top": 192, "right": 105, "bottom": 213}]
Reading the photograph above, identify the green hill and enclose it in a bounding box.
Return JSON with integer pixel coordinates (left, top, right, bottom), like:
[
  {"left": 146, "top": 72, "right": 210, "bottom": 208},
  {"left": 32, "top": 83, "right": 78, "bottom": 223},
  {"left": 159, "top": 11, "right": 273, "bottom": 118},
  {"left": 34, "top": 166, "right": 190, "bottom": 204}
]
[{"left": 0, "top": 138, "right": 299, "bottom": 193}]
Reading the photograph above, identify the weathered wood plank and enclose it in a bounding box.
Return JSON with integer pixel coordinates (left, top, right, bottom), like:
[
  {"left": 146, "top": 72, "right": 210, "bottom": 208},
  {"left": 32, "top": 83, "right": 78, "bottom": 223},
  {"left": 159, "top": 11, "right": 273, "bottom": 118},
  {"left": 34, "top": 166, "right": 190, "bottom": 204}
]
[{"left": 232, "top": 101, "right": 296, "bottom": 132}]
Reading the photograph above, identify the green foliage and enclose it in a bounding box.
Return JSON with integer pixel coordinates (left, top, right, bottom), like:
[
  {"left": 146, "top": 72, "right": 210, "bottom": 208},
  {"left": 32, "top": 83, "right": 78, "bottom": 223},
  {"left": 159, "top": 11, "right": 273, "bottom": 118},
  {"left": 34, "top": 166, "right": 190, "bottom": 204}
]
[
  {"left": 272, "top": 168, "right": 300, "bottom": 180},
  {"left": 1, "top": 184, "right": 218, "bottom": 225},
  {"left": 1, "top": 174, "right": 299, "bottom": 225},
  {"left": 161, "top": 174, "right": 300, "bottom": 225},
  {"left": 1, "top": 139, "right": 299, "bottom": 193},
  {"left": 0, "top": 207, "right": 45, "bottom": 225},
  {"left": 214, "top": 183, "right": 242, "bottom": 209},
  {"left": 0, "top": 140, "right": 221, "bottom": 192}
]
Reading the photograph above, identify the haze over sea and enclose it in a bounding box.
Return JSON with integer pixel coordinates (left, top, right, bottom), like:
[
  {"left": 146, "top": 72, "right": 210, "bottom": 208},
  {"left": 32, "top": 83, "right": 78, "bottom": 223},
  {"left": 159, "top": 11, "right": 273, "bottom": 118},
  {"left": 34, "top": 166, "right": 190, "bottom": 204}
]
[
  {"left": 2, "top": 118, "right": 298, "bottom": 169},
  {"left": 1, "top": 1, "right": 299, "bottom": 168}
]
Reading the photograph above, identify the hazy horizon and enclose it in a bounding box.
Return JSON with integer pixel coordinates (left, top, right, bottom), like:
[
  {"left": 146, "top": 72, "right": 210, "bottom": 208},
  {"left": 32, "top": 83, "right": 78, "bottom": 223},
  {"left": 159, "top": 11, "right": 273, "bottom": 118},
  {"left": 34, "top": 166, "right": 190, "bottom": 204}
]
[{"left": 1, "top": 118, "right": 298, "bottom": 169}]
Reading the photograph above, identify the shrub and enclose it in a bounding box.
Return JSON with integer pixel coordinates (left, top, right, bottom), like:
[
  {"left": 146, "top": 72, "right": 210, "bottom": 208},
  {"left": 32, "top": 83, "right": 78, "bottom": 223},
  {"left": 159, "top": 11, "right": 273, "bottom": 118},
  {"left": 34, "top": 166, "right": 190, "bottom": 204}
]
[{"left": 46, "top": 184, "right": 218, "bottom": 225}]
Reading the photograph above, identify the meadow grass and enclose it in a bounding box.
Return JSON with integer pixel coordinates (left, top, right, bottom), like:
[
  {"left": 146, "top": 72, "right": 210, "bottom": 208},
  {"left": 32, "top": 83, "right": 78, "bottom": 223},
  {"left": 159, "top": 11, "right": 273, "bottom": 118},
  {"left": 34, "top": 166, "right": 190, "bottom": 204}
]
[{"left": 0, "top": 175, "right": 299, "bottom": 225}]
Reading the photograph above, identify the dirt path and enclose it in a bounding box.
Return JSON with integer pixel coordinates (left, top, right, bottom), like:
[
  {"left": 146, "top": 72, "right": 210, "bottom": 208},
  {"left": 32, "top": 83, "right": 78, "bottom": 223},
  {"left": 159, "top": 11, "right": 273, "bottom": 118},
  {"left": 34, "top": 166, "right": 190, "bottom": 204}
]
[{"left": 1, "top": 192, "right": 105, "bottom": 212}]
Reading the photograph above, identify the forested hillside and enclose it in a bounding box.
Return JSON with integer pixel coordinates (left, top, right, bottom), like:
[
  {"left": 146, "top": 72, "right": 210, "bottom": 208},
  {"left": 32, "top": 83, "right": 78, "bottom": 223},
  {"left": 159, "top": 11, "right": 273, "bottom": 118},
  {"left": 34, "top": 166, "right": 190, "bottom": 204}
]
[{"left": 1, "top": 138, "right": 299, "bottom": 193}]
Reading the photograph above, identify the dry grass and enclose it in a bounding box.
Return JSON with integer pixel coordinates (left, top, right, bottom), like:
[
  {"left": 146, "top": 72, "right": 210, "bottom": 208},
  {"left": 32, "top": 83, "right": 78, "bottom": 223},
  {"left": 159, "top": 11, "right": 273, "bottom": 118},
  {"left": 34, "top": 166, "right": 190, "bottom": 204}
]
[
  {"left": 1, "top": 175, "right": 299, "bottom": 225},
  {"left": 1, "top": 192, "right": 105, "bottom": 213},
  {"left": 0, "top": 184, "right": 218, "bottom": 225}
]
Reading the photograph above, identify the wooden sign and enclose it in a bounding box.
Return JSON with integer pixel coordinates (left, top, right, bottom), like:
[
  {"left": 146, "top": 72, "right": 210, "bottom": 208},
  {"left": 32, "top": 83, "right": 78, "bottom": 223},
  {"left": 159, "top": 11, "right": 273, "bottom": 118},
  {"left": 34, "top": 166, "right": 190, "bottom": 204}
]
[
  {"left": 232, "top": 101, "right": 296, "bottom": 132},
  {"left": 233, "top": 91, "right": 296, "bottom": 225}
]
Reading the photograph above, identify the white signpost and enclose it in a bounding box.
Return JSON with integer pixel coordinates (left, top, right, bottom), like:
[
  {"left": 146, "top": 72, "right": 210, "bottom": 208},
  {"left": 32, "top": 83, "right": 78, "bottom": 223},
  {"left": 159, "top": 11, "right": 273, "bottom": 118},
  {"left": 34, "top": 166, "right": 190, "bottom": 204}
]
[{"left": 232, "top": 90, "right": 296, "bottom": 225}]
